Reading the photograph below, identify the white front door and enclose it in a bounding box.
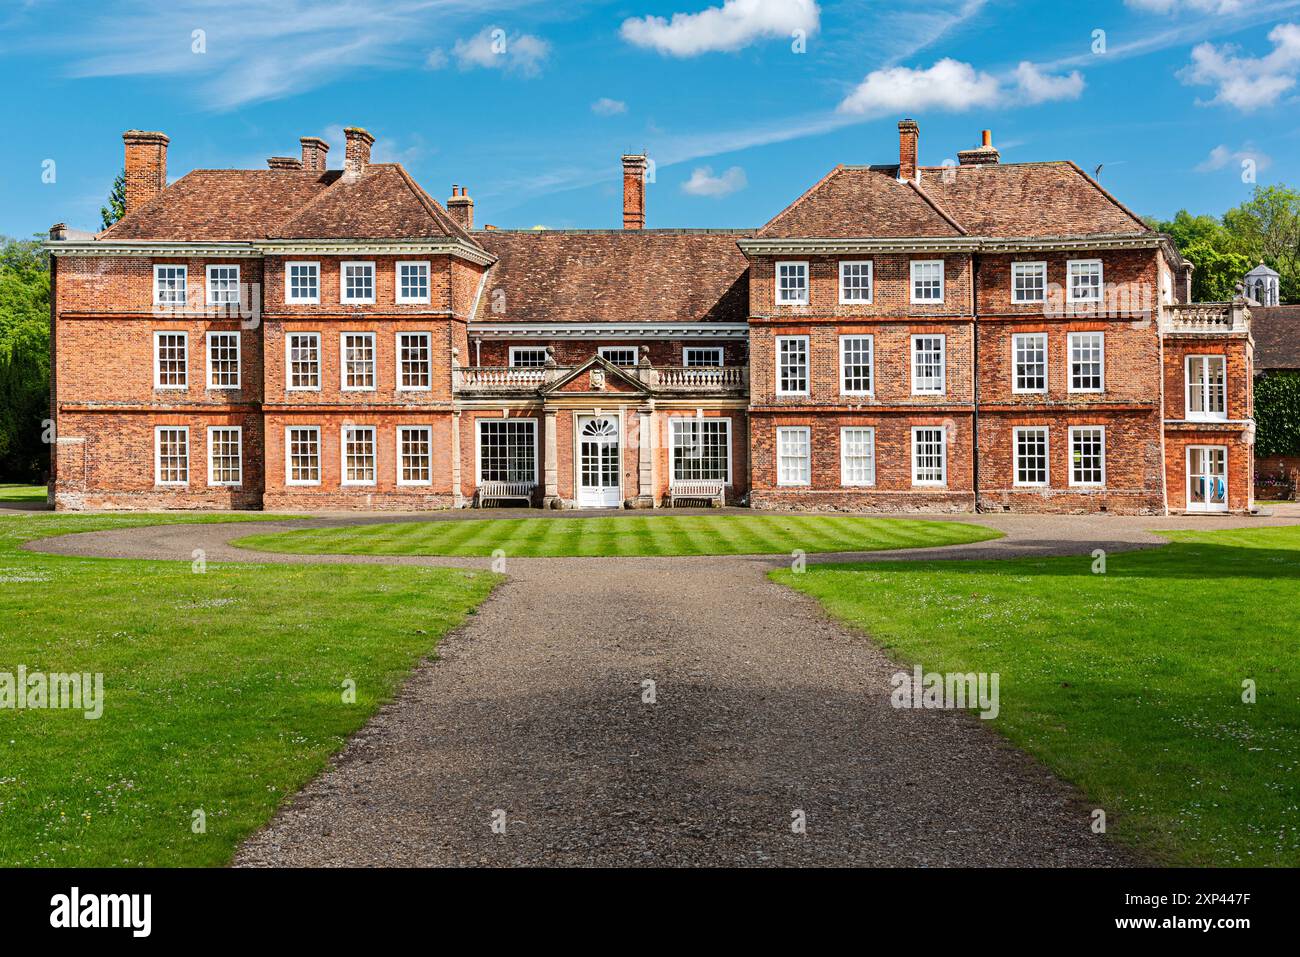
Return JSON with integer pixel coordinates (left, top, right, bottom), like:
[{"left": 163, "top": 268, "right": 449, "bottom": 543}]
[
  {"left": 1187, "top": 445, "right": 1228, "bottom": 512},
  {"left": 577, "top": 415, "right": 622, "bottom": 507}
]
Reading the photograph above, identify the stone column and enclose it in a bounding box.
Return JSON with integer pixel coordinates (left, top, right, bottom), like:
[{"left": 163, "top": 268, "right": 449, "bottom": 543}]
[
  {"left": 544, "top": 409, "right": 561, "bottom": 508},
  {"left": 631, "top": 408, "right": 655, "bottom": 508},
  {"left": 450, "top": 411, "right": 463, "bottom": 507}
]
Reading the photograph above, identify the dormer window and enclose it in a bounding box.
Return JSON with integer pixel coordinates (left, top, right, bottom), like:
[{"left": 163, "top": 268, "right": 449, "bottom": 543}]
[
  {"left": 341, "top": 262, "right": 376, "bottom": 304},
  {"left": 776, "top": 261, "right": 809, "bottom": 305}
]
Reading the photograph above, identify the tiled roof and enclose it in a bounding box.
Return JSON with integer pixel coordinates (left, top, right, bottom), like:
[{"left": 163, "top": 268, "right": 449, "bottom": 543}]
[
  {"left": 757, "top": 166, "right": 965, "bottom": 239},
  {"left": 1253, "top": 305, "right": 1300, "bottom": 370},
  {"left": 474, "top": 230, "right": 751, "bottom": 324}
]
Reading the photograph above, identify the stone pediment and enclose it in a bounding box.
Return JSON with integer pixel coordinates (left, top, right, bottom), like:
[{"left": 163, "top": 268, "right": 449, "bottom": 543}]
[{"left": 540, "top": 354, "right": 649, "bottom": 396}]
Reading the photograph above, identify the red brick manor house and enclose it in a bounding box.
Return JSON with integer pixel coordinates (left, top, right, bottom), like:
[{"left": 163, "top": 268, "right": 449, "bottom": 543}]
[{"left": 46, "top": 121, "right": 1255, "bottom": 514}]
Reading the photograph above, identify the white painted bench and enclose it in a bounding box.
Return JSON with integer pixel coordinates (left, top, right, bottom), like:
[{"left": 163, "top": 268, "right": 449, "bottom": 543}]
[
  {"left": 477, "top": 480, "right": 536, "bottom": 507},
  {"left": 668, "top": 479, "right": 725, "bottom": 507}
]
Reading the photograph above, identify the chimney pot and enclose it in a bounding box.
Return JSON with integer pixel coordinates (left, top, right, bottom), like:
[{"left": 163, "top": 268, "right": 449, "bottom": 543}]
[
  {"left": 897, "top": 119, "right": 919, "bottom": 184},
  {"left": 447, "top": 185, "right": 475, "bottom": 231},
  {"left": 982, "top": 129, "right": 992, "bottom": 147},
  {"left": 300, "top": 136, "right": 330, "bottom": 172},
  {"left": 343, "top": 126, "right": 375, "bottom": 178},
  {"left": 121, "top": 130, "right": 170, "bottom": 216},
  {"left": 622, "top": 154, "right": 648, "bottom": 229}
]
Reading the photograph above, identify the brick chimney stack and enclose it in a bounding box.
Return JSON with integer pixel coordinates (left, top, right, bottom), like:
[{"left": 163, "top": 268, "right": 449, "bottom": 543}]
[
  {"left": 957, "top": 128, "right": 1001, "bottom": 166},
  {"left": 622, "top": 154, "right": 648, "bottom": 229},
  {"left": 300, "top": 136, "right": 329, "bottom": 172},
  {"left": 267, "top": 156, "right": 303, "bottom": 170},
  {"left": 343, "top": 127, "right": 375, "bottom": 179},
  {"left": 447, "top": 185, "right": 474, "bottom": 231},
  {"left": 897, "top": 119, "right": 919, "bottom": 184},
  {"left": 122, "top": 130, "right": 169, "bottom": 216}
]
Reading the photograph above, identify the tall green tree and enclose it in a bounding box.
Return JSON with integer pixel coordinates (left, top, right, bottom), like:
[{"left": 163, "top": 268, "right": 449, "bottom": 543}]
[
  {"left": 100, "top": 169, "right": 126, "bottom": 230},
  {"left": 0, "top": 235, "right": 51, "bottom": 483}
]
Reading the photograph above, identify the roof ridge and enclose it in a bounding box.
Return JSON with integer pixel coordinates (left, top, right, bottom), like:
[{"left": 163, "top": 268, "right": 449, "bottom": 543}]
[
  {"left": 267, "top": 168, "right": 352, "bottom": 237},
  {"left": 389, "top": 164, "right": 480, "bottom": 248},
  {"left": 1064, "top": 161, "right": 1151, "bottom": 232}
]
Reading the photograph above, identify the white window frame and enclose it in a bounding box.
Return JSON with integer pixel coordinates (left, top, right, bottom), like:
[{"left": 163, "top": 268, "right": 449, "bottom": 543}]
[
  {"left": 775, "top": 335, "right": 810, "bottom": 397},
  {"left": 1068, "top": 331, "right": 1106, "bottom": 394},
  {"left": 839, "top": 335, "right": 874, "bottom": 396},
  {"left": 1185, "top": 354, "right": 1228, "bottom": 421},
  {"left": 838, "top": 260, "right": 874, "bottom": 304},
  {"left": 776, "top": 426, "right": 811, "bottom": 487},
  {"left": 598, "top": 346, "right": 639, "bottom": 367},
  {"left": 340, "top": 261, "right": 377, "bottom": 305},
  {"left": 153, "top": 331, "right": 188, "bottom": 390},
  {"left": 285, "top": 332, "right": 321, "bottom": 392},
  {"left": 840, "top": 426, "right": 876, "bottom": 487},
  {"left": 475, "top": 418, "right": 540, "bottom": 485},
  {"left": 285, "top": 426, "right": 322, "bottom": 487},
  {"left": 395, "top": 260, "right": 432, "bottom": 305},
  {"left": 1068, "top": 426, "right": 1106, "bottom": 488},
  {"left": 1186, "top": 444, "right": 1229, "bottom": 513},
  {"left": 508, "top": 346, "right": 549, "bottom": 368},
  {"left": 396, "top": 331, "right": 433, "bottom": 392},
  {"left": 205, "top": 264, "right": 241, "bottom": 306},
  {"left": 668, "top": 417, "right": 733, "bottom": 486},
  {"left": 340, "top": 331, "right": 377, "bottom": 392},
  {"left": 206, "top": 425, "right": 243, "bottom": 487},
  {"left": 910, "top": 334, "right": 946, "bottom": 396},
  {"left": 285, "top": 261, "right": 320, "bottom": 304},
  {"left": 1011, "top": 261, "right": 1047, "bottom": 304},
  {"left": 341, "top": 424, "right": 378, "bottom": 487},
  {"left": 683, "top": 346, "right": 724, "bottom": 367},
  {"left": 154, "top": 426, "right": 190, "bottom": 487},
  {"left": 153, "top": 264, "right": 187, "bottom": 307},
  {"left": 1011, "top": 332, "right": 1047, "bottom": 395},
  {"left": 1067, "top": 259, "right": 1104, "bottom": 304},
  {"left": 1012, "top": 426, "right": 1050, "bottom": 488},
  {"left": 911, "top": 426, "right": 948, "bottom": 487},
  {"left": 396, "top": 425, "right": 434, "bottom": 487},
  {"left": 910, "top": 260, "right": 945, "bottom": 304},
  {"left": 775, "top": 261, "right": 809, "bottom": 306},
  {"left": 205, "top": 331, "right": 241, "bottom": 390}
]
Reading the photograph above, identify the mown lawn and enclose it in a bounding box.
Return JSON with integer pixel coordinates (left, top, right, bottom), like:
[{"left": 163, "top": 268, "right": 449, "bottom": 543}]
[
  {"left": 233, "top": 514, "right": 1001, "bottom": 558},
  {"left": 773, "top": 525, "right": 1300, "bottom": 867},
  {"left": 0, "top": 485, "right": 45, "bottom": 503},
  {"left": 0, "top": 513, "right": 498, "bottom": 866}
]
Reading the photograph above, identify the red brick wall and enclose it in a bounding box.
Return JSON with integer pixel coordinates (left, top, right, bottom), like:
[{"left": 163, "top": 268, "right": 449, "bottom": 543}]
[
  {"left": 1165, "top": 431, "right": 1253, "bottom": 512},
  {"left": 748, "top": 253, "right": 973, "bottom": 319}
]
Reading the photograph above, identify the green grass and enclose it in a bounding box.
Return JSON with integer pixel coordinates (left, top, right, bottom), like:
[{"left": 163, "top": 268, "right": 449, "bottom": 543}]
[
  {"left": 233, "top": 514, "right": 1002, "bottom": 558},
  {"left": 0, "top": 485, "right": 46, "bottom": 503},
  {"left": 0, "top": 513, "right": 498, "bottom": 866},
  {"left": 773, "top": 525, "right": 1300, "bottom": 867}
]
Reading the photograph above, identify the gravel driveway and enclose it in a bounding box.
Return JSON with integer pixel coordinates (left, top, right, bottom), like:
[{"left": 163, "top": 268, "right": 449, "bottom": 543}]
[{"left": 29, "top": 508, "right": 1297, "bottom": 866}]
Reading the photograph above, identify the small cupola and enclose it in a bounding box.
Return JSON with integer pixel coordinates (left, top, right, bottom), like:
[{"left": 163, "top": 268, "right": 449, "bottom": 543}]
[{"left": 1244, "top": 262, "right": 1280, "bottom": 307}]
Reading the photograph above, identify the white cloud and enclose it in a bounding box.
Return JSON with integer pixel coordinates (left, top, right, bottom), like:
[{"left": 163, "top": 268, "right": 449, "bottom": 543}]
[
  {"left": 1195, "top": 143, "right": 1273, "bottom": 171},
  {"left": 681, "top": 165, "right": 748, "bottom": 196},
  {"left": 591, "top": 97, "right": 628, "bottom": 115},
  {"left": 1179, "top": 22, "right": 1300, "bottom": 110},
  {"left": 424, "top": 48, "right": 449, "bottom": 70},
  {"left": 621, "top": 0, "right": 820, "bottom": 57},
  {"left": 1126, "top": 0, "right": 1252, "bottom": 13},
  {"left": 453, "top": 26, "right": 550, "bottom": 76},
  {"left": 838, "top": 57, "right": 1087, "bottom": 115},
  {"left": 1013, "top": 61, "right": 1085, "bottom": 103}
]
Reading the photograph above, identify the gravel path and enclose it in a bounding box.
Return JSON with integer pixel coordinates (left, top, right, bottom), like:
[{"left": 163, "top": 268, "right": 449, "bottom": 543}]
[{"left": 27, "top": 508, "right": 1299, "bottom": 867}]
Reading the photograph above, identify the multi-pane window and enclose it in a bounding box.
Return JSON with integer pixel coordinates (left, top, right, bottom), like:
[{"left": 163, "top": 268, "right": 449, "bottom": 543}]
[
  {"left": 911, "top": 334, "right": 945, "bottom": 394},
  {"left": 912, "top": 427, "right": 947, "bottom": 485},
  {"left": 153, "top": 265, "right": 187, "bottom": 306},
  {"left": 341, "top": 332, "right": 376, "bottom": 390},
  {"left": 1067, "top": 260, "right": 1103, "bottom": 303},
  {"left": 776, "top": 426, "right": 811, "bottom": 486},
  {"left": 398, "top": 426, "right": 433, "bottom": 485},
  {"left": 207, "top": 427, "right": 242, "bottom": 486},
  {"left": 286, "top": 427, "right": 321, "bottom": 485},
  {"left": 910, "top": 260, "right": 944, "bottom": 303},
  {"left": 508, "top": 347, "right": 549, "bottom": 368},
  {"left": 342, "top": 426, "right": 377, "bottom": 485},
  {"left": 154, "top": 427, "right": 189, "bottom": 485},
  {"left": 1013, "top": 427, "right": 1049, "bottom": 487},
  {"left": 478, "top": 419, "right": 537, "bottom": 483},
  {"left": 683, "top": 347, "right": 724, "bottom": 367},
  {"left": 840, "top": 335, "right": 874, "bottom": 395},
  {"left": 1068, "top": 332, "right": 1105, "bottom": 392},
  {"left": 287, "top": 333, "right": 320, "bottom": 390},
  {"left": 1011, "top": 261, "right": 1047, "bottom": 304},
  {"left": 670, "top": 419, "right": 731, "bottom": 483},
  {"left": 396, "top": 261, "right": 431, "bottom": 304},
  {"left": 206, "top": 331, "right": 240, "bottom": 389},
  {"left": 839, "top": 261, "right": 873, "bottom": 303},
  {"left": 776, "top": 336, "right": 809, "bottom": 395},
  {"left": 397, "top": 332, "right": 432, "bottom": 390},
  {"left": 154, "top": 332, "right": 188, "bottom": 388},
  {"left": 206, "top": 265, "right": 241, "bottom": 306},
  {"left": 341, "top": 262, "right": 376, "bottom": 304},
  {"left": 598, "top": 347, "right": 638, "bottom": 366},
  {"left": 840, "top": 426, "right": 876, "bottom": 487},
  {"left": 1012, "top": 333, "right": 1047, "bottom": 393},
  {"left": 776, "top": 261, "right": 809, "bottom": 305},
  {"left": 1069, "top": 427, "right": 1105, "bottom": 486},
  {"left": 286, "top": 262, "right": 319, "bottom": 303},
  {"left": 1186, "top": 355, "right": 1227, "bottom": 420}
]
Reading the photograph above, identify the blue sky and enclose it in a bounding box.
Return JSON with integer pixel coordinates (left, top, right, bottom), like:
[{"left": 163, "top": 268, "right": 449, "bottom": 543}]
[{"left": 3, "top": 0, "right": 1299, "bottom": 237}]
